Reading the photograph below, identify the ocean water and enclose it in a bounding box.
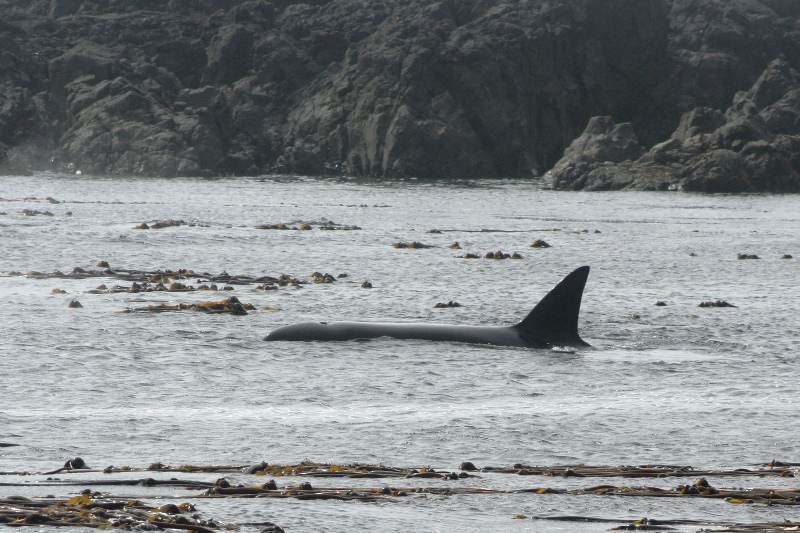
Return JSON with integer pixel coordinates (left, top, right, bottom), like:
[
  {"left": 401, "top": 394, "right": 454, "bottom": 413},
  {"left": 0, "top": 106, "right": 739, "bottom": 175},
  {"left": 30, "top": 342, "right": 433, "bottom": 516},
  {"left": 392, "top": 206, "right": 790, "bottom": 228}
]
[{"left": 0, "top": 174, "right": 798, "bottom": 532}]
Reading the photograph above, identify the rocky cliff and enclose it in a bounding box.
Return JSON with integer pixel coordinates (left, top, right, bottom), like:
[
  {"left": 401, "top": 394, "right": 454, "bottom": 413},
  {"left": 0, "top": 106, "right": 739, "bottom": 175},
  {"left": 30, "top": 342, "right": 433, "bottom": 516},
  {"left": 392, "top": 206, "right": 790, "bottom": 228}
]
[{"left": 0, "top": 0, "right": 798, "bottom": 190}]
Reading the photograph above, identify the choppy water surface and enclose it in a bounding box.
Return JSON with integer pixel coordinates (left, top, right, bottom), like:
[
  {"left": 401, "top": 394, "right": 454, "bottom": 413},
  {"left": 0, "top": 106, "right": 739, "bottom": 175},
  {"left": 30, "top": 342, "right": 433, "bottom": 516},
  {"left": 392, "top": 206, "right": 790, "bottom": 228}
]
[{"left": 1, "top": 174, "right": 798, "bottom": 532}]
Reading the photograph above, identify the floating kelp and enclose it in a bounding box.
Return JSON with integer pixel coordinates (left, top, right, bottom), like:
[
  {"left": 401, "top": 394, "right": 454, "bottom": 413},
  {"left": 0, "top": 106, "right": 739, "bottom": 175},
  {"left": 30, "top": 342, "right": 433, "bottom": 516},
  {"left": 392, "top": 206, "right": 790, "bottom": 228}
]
[
  {"left": 13, "top": 266, "right": 199, "bottom": 281},
  {"left": 4, "top": 266, "right": 313, "bottom": 291},
  {"left": 4, "top": 473, "right": 800, "bottom": 507},
  {"left": 699, "top": 300, "right": 737, "bottom": 308},
  {"left": 4, "top": 459, "right": 800, "bottom": 532},
  {"left": 254, "top": 274, "right": 305, "bottom": 289},
  {"left": 737, "top": 253, "right": 760, "bottom": 260},
  {"left": 393, "top": 241, "right": 432, "bottom": 249},
  {"left": 133, "top": 219, "right": 208, "bottom": 229},
  {"left": 6, "top": 460, "right": 798, "bottom": 480},
  {"left": 21, "top": 209, "right": 54, "bottom": 216},
  {"left": 0, "top": 494, "right": 237, "bottom": 532},
  {"left": 3, "top": 461, "right": 460, "bottom": 478},
  {"left": 255, "top": 222, "right": 361, "bottom": 230},
  {"left": 318, "top": 224, "right": 361, "bottom": 230},
  {"left": 523, "top": 515, "right": 800, "bottom": 533},
  {"left": 457, "top": 251, "right": 523, "bottom": 259},
  {"left": 308, "top": 272, "right": 348, "bottom": 284},
  {"left": 767, "top": 460, "right": 800, "bottom": 467},
  {"left": 145, "top": 462, "right": 252, "bottom": 473},
  {"left": 484, "top": 250, "right": 523, "bottom": 259},
  {"left": 272, "top": 476, "right": 800, "bottom": 508},
  {"left": 310, "top": 272, "right": 337, "bottom": 284},
  {"left": 120, "top": 297, "right": 255, "bottom": 315},
  {"left": 11, "top": 474, "right": 800, "bottom": 507},
  {"left": 472, "top": 462, "right": 798, "bottom": 478},
  {"left": 503, "top": 479, "right": 800, "bottom": 506},
  {"left": 255, "top": 223, "right": 306, "bottom": 230},
  {"left": 237, "top": 462, "right": 436, "bottom": 478},
  {"left": 88, "top": 280, "right": 238, "bottom": 294}
]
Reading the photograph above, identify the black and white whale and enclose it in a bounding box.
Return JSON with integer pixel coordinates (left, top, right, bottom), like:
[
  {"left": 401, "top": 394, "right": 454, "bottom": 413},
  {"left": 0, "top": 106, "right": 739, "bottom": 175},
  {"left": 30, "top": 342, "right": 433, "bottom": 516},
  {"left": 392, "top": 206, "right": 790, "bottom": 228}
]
[{"left": 264, "top": 266, "right": 590, "bottom": 349}]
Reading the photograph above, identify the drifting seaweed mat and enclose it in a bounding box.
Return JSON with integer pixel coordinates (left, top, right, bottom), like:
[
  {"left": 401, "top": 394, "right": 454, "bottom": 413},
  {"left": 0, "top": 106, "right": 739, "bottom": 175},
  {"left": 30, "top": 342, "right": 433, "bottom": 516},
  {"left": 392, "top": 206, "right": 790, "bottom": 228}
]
[{"left": 3, "top": 460, "right": 800, "bottom": 532}]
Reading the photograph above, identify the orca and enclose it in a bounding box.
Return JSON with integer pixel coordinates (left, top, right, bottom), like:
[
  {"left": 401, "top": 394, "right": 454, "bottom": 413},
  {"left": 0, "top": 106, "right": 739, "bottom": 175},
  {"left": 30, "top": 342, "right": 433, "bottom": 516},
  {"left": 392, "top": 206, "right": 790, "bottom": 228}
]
[{"left": 264, "top": 266, "right": 590, "bottom": 348}]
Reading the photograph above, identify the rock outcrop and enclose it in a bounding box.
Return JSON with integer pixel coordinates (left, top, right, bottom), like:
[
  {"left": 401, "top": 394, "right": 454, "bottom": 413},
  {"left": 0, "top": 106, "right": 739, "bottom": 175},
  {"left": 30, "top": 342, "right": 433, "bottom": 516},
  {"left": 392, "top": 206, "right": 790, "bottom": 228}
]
[
  {"left": 549, "top": 58, "right": 800, "bottom": 192},
  {"left": 0, "top": 0, "right": 798, "bottom": 191}
]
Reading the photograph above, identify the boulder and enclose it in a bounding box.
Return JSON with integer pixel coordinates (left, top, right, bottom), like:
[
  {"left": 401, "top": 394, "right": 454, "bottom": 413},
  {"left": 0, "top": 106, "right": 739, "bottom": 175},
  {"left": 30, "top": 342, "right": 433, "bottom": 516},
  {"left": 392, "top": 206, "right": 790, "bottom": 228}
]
[
  {"left": 746, "top": 57, "right": 800, "bottom": 109},
  {"left": 680, "top": 149, "right": 751, "bottom": 192},
  {"left": 740, "top": 139, "right": 800, "bottom": 191},
  {"left": 202, "top": 25, "right": 254, "bottom": 86},
  {"left": 48, "top": 43, "right": 120, "bottom": 113},
  {"left": 709, "top": 114, "right": 773, "bottom": 151},
  {"left": 558, "top": 116, "right": 645, "bottom": 166},
  {"left": 548, "top": 116, "right": 646, "bottom": 189},
  {"left": 671, "top": 107, "right": 727, "bottom": 142},
  {"left": 762, "top": 89, "right": 800, "bottom": 134}
]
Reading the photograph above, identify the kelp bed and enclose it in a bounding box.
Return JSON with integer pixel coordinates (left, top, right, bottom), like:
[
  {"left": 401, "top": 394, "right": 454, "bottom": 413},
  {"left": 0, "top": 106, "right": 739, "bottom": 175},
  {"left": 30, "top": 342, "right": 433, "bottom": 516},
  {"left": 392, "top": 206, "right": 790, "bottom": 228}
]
[
  {"left": 3, "top": 460, "right": 800, "bottom": 532},
  {"left": 6, "top": 266, "right": 317, "bottom": 291},
  {"left": 1, "top": 265, "right": 360, "bottom": 315},
  {"left": 0, "top": 495, "right": 235, "bottom": 532}
]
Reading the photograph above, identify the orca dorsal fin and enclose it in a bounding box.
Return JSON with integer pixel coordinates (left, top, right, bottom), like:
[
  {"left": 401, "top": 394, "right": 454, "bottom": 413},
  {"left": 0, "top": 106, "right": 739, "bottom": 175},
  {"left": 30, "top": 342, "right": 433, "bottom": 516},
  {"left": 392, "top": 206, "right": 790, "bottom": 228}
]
[{"left": 513, "top": 266, "right": 590, "bottom": 347}]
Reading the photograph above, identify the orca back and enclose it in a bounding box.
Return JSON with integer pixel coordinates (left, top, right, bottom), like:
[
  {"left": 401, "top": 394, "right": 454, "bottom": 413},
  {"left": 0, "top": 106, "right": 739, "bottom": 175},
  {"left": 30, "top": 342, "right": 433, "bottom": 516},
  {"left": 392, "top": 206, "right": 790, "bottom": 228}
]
[{"left": 513, "top": 266, "right": 590, "bottom": 347}]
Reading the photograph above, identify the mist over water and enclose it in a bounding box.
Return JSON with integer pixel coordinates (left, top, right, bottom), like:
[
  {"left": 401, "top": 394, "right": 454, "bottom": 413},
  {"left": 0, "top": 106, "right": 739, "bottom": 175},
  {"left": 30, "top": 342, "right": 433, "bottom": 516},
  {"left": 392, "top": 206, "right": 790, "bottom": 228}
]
[{"left": 1, "top": 174, "right": 798, "bottom": 531}]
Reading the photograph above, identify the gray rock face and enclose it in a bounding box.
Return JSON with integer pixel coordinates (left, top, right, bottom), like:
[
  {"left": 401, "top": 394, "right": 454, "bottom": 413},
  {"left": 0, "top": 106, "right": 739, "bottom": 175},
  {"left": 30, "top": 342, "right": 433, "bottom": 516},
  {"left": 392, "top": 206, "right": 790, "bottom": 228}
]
[
  {"left": 549, "top": 58, "right": 800, "bottom": 192},
  {"left": 671, "top": 108, "right": 727, "bottom": 142},
  {"left": 557, "top": 116, "right": 645, "bottom": 166},
  {"left": 0, "top": 0, "right": 798, "bottom": 190}
]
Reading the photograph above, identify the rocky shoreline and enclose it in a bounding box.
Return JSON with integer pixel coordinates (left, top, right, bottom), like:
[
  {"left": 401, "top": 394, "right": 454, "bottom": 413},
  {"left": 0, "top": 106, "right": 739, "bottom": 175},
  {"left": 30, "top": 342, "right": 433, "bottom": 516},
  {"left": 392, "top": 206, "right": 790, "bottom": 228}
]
[
  {"left": 1, "top": 0, "right": 799, "bottom": 191},
  {"left": 548, "top": 58, "right": 800, "bottom": 192}
]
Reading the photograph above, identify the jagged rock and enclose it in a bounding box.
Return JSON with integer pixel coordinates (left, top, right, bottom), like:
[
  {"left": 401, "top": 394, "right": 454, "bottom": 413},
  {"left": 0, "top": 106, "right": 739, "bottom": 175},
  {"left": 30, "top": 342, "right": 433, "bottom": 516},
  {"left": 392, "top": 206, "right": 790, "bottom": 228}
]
[
  {"left": 761, "top": 89, "right": 800, "bottom": 134},
  {"left": 671, "top": 108, "right": 727, "bottom": 142},
  {"left": 680, "top": 149, "right": 751, "bottom": 193},
  {"left": 557, "top": 116, "right": 645, "bottom": 166},
  {"left": 551, "top": 53, "right": 800, "bottom": 193},
  {"left": 48, "top": 43, "right": 120, "bottom": 113},
  {"left": 549, "top": 117, "right": 653, "bottom": 190},
  {"left": 709, "top": 114, "right": 774, "bottom": 152},
  {"left": 740, "top": 140, "right": 800, "bottom": 191},
  {"left": 202, "top": 25, "right": 254, "bottom": 86},
  {"left": 746, "top": 57, "right": 800, "bottom": 109}
]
